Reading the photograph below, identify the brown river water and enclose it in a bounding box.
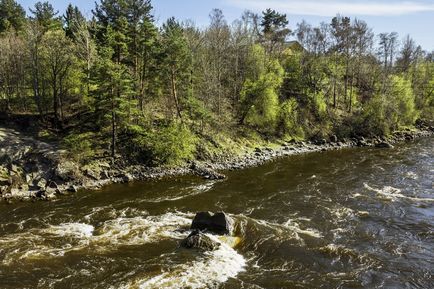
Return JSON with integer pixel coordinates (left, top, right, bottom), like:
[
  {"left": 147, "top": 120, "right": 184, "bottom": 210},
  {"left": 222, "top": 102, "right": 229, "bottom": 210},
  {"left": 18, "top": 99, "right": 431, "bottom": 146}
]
[{"left": 0, "top": 137, "right": 433, "bottom": 289}]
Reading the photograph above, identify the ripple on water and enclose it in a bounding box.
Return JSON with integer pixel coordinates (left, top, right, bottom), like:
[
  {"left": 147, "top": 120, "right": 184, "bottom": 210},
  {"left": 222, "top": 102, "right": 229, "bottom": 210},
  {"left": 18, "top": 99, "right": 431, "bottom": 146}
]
[
  {"left": 121, "top": 235, "right": 246, "bottom": 289},
  {"left": 364, "top": 183, "right": 434, "bottom": 202},
  {"left": 0, "top": 212, "right": 193, "bottom": 265}
]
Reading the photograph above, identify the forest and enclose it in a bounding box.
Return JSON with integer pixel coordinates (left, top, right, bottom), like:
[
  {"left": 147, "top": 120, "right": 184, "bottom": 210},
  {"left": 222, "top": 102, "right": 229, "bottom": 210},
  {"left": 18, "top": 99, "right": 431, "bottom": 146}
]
[{"left": 0, "top": 0, "right": 433, "bottom": 166}]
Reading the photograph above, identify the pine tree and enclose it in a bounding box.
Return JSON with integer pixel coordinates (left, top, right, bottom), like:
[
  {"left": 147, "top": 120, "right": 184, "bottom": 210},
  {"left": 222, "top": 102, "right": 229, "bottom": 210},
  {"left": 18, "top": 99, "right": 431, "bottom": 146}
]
[{"left": 0, "top": 0, "right": 26, "bottom": 33}]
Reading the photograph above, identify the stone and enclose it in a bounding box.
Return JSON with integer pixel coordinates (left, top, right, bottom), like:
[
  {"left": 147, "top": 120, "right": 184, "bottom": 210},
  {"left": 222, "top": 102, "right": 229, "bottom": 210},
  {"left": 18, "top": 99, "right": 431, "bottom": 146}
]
[
  {"left": 100, "top": 170, "right": 110, "bottom": 180},
  {"left": 181, "top": 230, "right": 220, "bottom": 251},
  {"left": 9, "top": 164, "right": 20, "bottom": 174},
  {"left": 67, "top": 185, "right": 78, "bottom": 193},
  {"left": 191, "top": 211, "right": 234, "bottom": 235},
  {"left": 85, "top": 168, "right": 100, "bottom": 181},
  {"left": 120, "top": 173, "right": 133, "bottom": 183},
  {"left": 55, "top": 161, "right": 78, "bottom": 181},
  {"left": 357, "top": 140, "right": 369, "bottom": 147},
  {"left": 191, "top": 164, "right": 226, "bottom": 180},
  {"left": 376, "top": 142, "right": 394, "bottom": 149},
  {"left": 330, "top": 135, "right": 338, "bottom": 143},
  {"left": 35, "top": 178, "right": 47, "bottom": 189},
  {"left": 47, "top": 181, "right": 58, "bottom": 189},
  {"left": 0, "top": 185, "right": 9, "bottom": 194}
]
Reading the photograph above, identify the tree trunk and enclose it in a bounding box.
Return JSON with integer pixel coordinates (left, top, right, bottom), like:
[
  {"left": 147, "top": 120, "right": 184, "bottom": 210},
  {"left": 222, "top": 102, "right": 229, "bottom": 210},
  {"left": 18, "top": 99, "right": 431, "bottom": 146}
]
[{"left": 171, "top": 67, "right": 182, "bottom": 121}]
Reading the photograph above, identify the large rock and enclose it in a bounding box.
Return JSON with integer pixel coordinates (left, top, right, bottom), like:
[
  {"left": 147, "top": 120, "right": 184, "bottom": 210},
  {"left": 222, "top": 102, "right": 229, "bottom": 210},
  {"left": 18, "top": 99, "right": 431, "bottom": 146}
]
[
  {"left": 55, "top": 161, "right": 79, "bottom": 181},
  {"left": 191, "top": 212, "right": 234, "bottom": 235},
  {"left": 181, "top": 230, "right": 220, "bottom": 251}
]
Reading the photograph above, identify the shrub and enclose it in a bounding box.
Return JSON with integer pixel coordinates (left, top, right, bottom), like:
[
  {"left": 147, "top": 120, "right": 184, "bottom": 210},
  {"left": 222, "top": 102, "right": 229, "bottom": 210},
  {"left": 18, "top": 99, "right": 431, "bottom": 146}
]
[
  {"left": 127, "top": 123, "right": 197, "bottom": 166},
  {"left": 62, "top": 133, "right": 95, "bottom": 164}
]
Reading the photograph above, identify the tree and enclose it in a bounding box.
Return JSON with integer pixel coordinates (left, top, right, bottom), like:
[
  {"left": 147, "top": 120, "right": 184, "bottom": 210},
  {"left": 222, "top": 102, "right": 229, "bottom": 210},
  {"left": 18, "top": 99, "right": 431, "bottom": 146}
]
[
  {"left": 260, "top": 8, "right": 291, "bottom": 56},
  {"left": 160, "top": 17, "right": 191, "bottom": 122},
  {"left": 396, "top": 35, "right": 416, "bottom": 73},
  {"left": 0, "top": 30, "right": 26, "bottom": 111},
  {"left": 240, "top": 44, "right": 284, "bottom": 132},
  {"left": 40, "top": 29, "right": 78, "bottom": 125},
  {"left": 204, "top": 9, "right": 230, "bottom": 116},
  {"left": 63, "top": 4, "right": 85, "bottom": 39},
  {"left": 92, "top": 27, "right": 134, "bottom": 158},
  {"left": 0, "top": 0, "right": 26, "bottom": 33},
  {"left": 29, "top": 1, "right": 61, "bottom": 31}
]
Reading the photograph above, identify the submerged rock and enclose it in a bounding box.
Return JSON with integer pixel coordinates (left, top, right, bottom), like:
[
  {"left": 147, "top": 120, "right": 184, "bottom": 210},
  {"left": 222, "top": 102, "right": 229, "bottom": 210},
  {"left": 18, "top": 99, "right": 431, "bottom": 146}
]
[
  {"left": 181, "top": 230, "right": 220, "bottom": 251},
  {"left": 191, "top": 212, "right": 234, "bottom": 235}
]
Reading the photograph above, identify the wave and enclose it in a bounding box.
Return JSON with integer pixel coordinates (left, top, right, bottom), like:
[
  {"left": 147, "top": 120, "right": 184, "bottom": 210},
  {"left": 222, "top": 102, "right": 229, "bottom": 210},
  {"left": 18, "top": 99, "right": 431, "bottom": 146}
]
[
  {"left": 125, "top": 235, "right": 246, "bottom": 289},
  {"left": 0, "top": 212, "right": 193, "bottom": 265},
  {"left": 364, "top": 183, "right": 434, "bottom": 202}
]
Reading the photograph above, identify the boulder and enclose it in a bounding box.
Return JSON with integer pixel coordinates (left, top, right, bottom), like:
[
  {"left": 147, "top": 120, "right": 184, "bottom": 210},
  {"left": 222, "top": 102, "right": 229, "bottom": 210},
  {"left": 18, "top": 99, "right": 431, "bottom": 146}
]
[
  {"left": 67, "top": 185, "right": 78, "bottom": 193},
  {"left": 376, "top": 142, "right": 394, "bottom": 149},
  {"left": 100, "top": 170, "right": 110, "bottom": 180},
  {"left": 35, "top": 178, "right": 47, "bottom": 189},
  {"left": 55, "top": 161, "right": 79, "bottom": 181},
  {"left": 357, "top": 139, "right": 369, "bottom": 147},
  {"left": 317, "top": 139, "right": 327, "bottom": 145},
  {"left": 85, "top": 168, "right": 100, "bottom": 181},
  {"left": 47, "top": 181, "right": 58, "bottom": 189},
  {"left": 330, "top": 135, "right": 338, "bottom": 143},
  {"left": 191, "top": 211, "right": 234, "bottom": 235},
  {"left": 181, "top": 230, "right": 220, "bottom": 251}
]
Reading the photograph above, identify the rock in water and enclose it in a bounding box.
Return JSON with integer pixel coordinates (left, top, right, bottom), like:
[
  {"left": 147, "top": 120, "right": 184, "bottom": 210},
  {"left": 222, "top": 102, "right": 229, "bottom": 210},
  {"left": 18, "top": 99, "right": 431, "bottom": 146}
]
[
  {"left": 376, "top": 142, "right": 394, "bottom": 149},
  {"left": 191, "top": 212, "right": 234, "bottom": 235},
  {"left": 181, "top": 230, "right": 220, "bottom": 251}
]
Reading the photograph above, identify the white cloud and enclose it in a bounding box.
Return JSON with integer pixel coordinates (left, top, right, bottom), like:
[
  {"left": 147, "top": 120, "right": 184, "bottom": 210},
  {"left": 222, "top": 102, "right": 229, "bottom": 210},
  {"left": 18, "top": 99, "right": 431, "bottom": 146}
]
[{"left": 223, "top": 0, "right": 434, "bottom": 16}]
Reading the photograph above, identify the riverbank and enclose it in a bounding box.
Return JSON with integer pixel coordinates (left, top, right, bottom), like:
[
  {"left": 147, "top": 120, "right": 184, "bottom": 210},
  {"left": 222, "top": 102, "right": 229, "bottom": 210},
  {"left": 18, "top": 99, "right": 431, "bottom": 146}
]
[{"left": 1, "top": 123, "right": 433, "bottom": 203}]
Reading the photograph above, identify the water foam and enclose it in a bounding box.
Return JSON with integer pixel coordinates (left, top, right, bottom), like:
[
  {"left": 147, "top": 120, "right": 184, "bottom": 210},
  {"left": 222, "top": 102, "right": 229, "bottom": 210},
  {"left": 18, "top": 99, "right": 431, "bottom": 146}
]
[
  {"left": 129, "top": 235, "right": 246, "bottom": 289},
  {"left": 0, "top": 212, "right": 193, "bottom": 264},
  {"left": 364, "top": 183, "right": 434, "bottom": 202}
]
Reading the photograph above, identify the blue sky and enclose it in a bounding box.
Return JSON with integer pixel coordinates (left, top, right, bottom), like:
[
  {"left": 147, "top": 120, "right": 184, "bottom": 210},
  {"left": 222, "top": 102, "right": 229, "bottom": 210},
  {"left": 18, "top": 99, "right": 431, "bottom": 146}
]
[{"left": 17, "top": 0, "right": 434, "bottom": 50}]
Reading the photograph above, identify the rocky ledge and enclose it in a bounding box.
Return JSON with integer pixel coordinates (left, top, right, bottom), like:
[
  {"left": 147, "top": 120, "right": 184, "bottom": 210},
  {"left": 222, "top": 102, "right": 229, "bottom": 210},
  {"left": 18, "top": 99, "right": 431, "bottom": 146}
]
[{"left": 1, "top": 123, "right": 433, "bottom": 203}]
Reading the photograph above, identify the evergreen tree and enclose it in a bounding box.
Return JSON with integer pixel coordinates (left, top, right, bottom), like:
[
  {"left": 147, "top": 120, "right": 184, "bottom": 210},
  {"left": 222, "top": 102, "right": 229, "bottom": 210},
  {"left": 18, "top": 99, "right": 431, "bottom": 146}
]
[
  {"left": 0, "top": 0, "right": 26, "bottom": 33},
  {"left": 160, "top": 17, "right": 192, "bottom": 122},
  {"left": 29, "top": 1, "right": 61, "bottom": 31}
]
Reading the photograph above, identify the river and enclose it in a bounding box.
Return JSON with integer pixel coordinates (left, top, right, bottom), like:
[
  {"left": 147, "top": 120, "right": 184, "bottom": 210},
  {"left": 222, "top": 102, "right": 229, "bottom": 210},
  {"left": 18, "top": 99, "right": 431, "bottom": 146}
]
[{"left": 0, "top": 137, "right": 433, "bottom": 289}]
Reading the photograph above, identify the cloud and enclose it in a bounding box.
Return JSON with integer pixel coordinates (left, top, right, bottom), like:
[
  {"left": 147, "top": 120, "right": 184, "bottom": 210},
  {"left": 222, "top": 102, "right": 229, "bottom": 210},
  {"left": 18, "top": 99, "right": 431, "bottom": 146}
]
[{"left": 223, "top": 0, "right": 434, "bottom": 16}]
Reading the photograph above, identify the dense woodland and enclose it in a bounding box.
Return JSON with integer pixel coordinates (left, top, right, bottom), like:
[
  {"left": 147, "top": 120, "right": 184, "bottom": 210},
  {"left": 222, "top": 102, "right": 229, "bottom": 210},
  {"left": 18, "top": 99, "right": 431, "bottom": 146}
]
[{"left": 0, "top": 0, "right": 433, "bottom": 165}]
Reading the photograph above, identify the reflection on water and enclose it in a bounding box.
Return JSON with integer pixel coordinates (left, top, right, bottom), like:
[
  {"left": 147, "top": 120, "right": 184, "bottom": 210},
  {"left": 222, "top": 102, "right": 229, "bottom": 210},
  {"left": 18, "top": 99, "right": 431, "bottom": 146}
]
[{"left": 0, "top": 138, "right": 433, "bottom": 289}]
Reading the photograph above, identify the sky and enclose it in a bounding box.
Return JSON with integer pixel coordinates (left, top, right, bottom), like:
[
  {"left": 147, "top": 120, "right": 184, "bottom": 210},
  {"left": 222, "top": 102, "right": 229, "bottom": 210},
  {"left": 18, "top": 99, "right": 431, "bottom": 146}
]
[{"left": 17, "top": 0, "right": 434, "bottom": 51}]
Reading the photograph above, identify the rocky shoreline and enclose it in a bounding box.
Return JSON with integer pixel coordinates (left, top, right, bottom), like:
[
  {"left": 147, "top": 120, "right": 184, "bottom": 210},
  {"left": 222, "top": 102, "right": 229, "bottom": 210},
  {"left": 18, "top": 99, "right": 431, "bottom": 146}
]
[{"left": 1, "top": 124, "right": 433, "bottom": 203}]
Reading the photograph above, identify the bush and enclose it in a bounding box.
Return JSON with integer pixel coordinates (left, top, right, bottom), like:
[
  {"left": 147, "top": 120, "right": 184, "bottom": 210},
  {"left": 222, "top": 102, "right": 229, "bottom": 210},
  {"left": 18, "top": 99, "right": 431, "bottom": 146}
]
[
  {"left": 62, "top": 133, "right": 95, "bottom": 164},
  {"left": 278, "top": 98, "right": 304, "bottom": 137},
  {"left": 127, "top": 123, "right": 197, "bottom": 166},
  {"left": 357, "top": 75, "right": 418, "bottom": 136}
]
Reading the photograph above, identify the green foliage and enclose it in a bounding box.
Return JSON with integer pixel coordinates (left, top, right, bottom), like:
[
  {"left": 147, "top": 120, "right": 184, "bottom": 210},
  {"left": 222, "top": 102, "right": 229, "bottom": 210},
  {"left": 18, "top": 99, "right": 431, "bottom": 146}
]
[
  {"left": 240, "top": 45, "right": 284, "bottom": 133},
  {"left": 278, "top": 98, "right": 303, "bottom": 137},
  {"left": 62, "top": 133, "right": 95, "bottom": 163},
  {"left": 0, "top": 0, "right": 26, "bottom": 33},
  {"left": 1, "top": 1, "right": 433, "bottom": 167},
  {"left": 29, "top": 1, "right": 62, "bottom": 31},
  {"left": 358, "top": 75, "right": 418, "bottom": 135},
  {"left": 127, "top": 123, "right": 197, "bottom": 166}
]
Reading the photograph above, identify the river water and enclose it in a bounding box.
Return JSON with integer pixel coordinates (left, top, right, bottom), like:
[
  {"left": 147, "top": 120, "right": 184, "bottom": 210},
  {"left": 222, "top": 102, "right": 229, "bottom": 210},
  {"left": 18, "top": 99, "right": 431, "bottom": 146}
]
[{"left": 0, "top": 138, "right": 433, "bottom": 289}]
